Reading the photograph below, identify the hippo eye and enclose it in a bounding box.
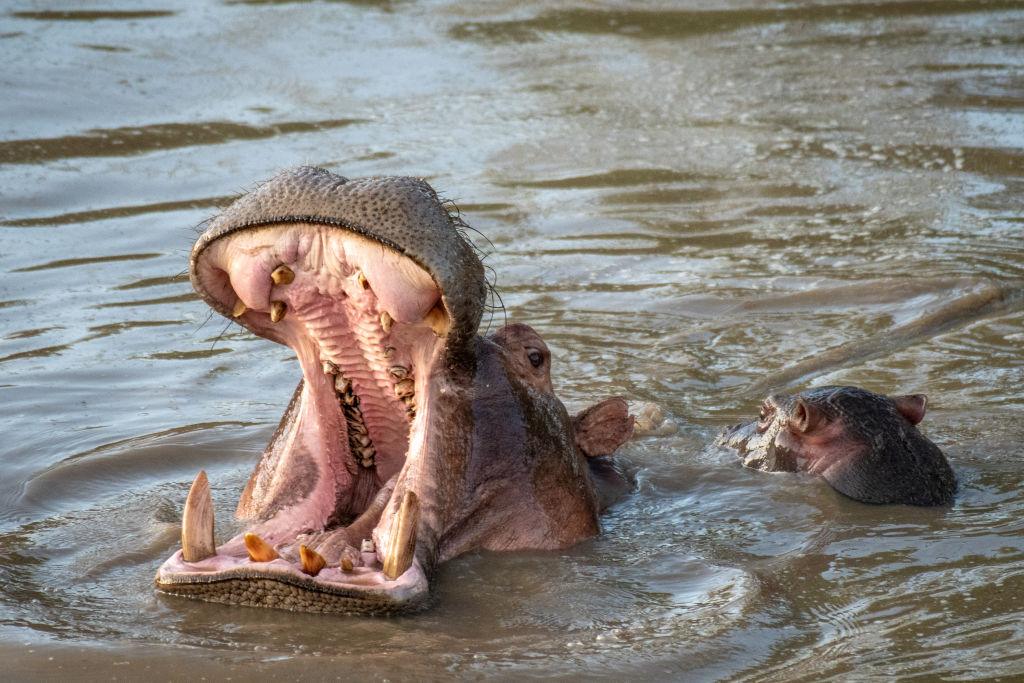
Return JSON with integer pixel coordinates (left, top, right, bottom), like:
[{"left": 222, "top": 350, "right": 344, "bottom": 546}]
[{"left": 527, "top": 349, "right": 544, "bottom": 368}]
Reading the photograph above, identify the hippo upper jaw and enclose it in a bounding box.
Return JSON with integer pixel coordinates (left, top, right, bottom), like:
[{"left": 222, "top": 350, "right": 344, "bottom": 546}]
[{"left": 156, "top": 168, "right": 487, "bottom": 613}]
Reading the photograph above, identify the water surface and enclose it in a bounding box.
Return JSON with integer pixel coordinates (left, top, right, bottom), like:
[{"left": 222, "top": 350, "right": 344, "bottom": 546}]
[{"left": 2, "top": 0, "right": 1022, "bottom": 679}]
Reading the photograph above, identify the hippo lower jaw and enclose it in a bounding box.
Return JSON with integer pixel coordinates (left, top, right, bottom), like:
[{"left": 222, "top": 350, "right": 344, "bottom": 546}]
[{"left": 156, "top": 177, "right": 483, "bottom": 613}]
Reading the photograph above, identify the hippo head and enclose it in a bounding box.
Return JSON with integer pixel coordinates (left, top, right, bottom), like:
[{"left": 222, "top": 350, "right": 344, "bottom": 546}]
[
  {"left": 717, "top": 386, "right": 956, "bottom": 506},
  {"left": 155, "top": 167, "right": 629, "bottom": 613}
]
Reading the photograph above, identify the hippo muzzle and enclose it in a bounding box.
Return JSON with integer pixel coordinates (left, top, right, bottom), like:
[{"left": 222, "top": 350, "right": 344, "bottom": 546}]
[{"left": 156, "top": 167, "right": 602, "bottom": 613}]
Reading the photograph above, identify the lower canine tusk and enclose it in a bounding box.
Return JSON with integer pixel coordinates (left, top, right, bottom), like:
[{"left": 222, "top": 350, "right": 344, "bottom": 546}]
[
  {"left": 232, "top": 300, "right": 247, "bottom": 318},
  {"left": 244, "top": 533, "right": 280, "bottom": 563},
  {"left": 299, "top": 545, "right": 326, "bottom": 576},
  {"left": 181, "top": 470, "right": 215, "bottom": 562},
  {"left": 383, "top": 490, "right": 419, "bottom": 580}
]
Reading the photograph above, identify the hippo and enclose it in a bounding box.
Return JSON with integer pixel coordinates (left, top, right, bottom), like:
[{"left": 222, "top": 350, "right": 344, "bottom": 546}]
[
  {"left": 716, "top": 386, "right": 956, "bottom": 506},
  {"left": 155, "top": 166, "right": 633, "bottom": 614}
]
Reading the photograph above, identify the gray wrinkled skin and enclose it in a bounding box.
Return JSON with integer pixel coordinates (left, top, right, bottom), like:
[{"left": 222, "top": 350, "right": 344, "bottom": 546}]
[{"left": 718, "top": 386, "right": 957, "bottom": 506}]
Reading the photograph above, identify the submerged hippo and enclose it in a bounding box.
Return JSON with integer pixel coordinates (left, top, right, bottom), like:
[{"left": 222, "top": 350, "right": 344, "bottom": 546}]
[
  {"left": 717, "top": 386, "right": 956, "bottom": 506},
  {"left": 156, "top": 167, "right": 633, "bottom": 614}
]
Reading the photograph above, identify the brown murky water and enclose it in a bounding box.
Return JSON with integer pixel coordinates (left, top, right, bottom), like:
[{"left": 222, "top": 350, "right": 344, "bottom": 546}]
[{"left": 2, "top": 1, "right": 1023, "bottom": 679}]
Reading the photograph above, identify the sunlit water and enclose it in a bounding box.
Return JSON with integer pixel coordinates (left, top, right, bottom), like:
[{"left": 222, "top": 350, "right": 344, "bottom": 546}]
[{"left": 1, "top": 1, "right": 1022, "bottom": 679}]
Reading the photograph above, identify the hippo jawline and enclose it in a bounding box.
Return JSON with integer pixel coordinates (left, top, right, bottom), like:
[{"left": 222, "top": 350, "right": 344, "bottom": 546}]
[{"left": 156, "top": 168, "right": 487, "bottom": 614}]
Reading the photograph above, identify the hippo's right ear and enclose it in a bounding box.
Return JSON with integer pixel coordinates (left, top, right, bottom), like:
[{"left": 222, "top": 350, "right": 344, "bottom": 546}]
[
  {"left": 573, "top": 397, "right": 635, "bottom": 458},
  {"left": 893, "top": 394, "right": 927, "bottom": 425}
]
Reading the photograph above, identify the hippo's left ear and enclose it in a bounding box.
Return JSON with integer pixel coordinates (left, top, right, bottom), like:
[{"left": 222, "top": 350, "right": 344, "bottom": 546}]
[
  {"left": 790, "top": 398, "right": 823, "bottom": 434},
  {"left": 893, "top": 394, "right": 927, "bottom": 425},
  {"left": 573, "top": 397, "right": 635, "bottom": 457}
]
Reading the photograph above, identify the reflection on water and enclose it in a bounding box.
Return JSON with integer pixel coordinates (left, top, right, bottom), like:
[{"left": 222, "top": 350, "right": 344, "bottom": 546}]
[{"left": 1, "top": 0, "right": 1023, "bottom": 679}]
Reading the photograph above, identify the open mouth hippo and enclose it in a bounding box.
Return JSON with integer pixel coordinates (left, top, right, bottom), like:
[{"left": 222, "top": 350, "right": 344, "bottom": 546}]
[
  {"left": 155, "top": 167, "right": 633, "bottom": 614},
  {"left": 717, "top": 386, "right": 956, "bottom": 506}
]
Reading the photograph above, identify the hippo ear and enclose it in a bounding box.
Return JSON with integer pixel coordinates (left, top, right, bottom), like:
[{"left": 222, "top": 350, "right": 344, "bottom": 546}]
[
  {"left": 893, "top": 394, "right": 927, "bottom": 425},
  {"left": 789, "top": 398, "right": 822, "bottom": 434},
  {"left": 573, "top": 397, "right": 635, "bottom": 458}
]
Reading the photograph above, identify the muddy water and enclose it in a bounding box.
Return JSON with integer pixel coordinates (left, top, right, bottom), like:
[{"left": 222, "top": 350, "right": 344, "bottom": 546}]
[{"left": 2, "top": 1, "right": 1023, "bottom": 679}]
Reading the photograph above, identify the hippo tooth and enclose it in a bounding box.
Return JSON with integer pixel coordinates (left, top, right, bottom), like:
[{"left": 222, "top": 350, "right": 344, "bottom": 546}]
[
  {"left": 424, "top": 302, "right": 448, "bottom": 337},
  {"left": 244, "top": 533, "right": 280, "bottom": 563},
  {"left": 270, "top": 265, "right": 295, "bottom": 285},
  {"left": 394, "top": 379, "right": 415, "bottom": 399},
  {"left": 181, "top": 470, "right": 215, "bottom": 563},
  {"left": 360, "top": 538, "right": 375, "bottom": 553},
  {"left": 388, "top": 365, "right": 409, "bottom": 380},
  {"left": 322, "top": 360, "right": 338, "bottom": 375},
  {"left": 334, "top": 375, "right": 352, "bottom": 394},
  {"left": 380, "top": 311, "right": 393, "bottom": 333},
  {"left": 383, "top": 490, "right": 419, "bottom": 580},
  {"left": 357, "top": 271, "right": 370, "bottom": 290},
  {"left": 299, "top": 545, "right": 326, "bottom": 576},
  {"left": 340, "top": 557, "right": 354, "bottom": 572},
  {"left": 383, "top": 346, "right": 395, "bottom": 359},
  {"left": 231, "top": 299, "right": 247, "bottom": 318},
  {"left": 269, "top": 300, "right": 287, "bottom": 323}
]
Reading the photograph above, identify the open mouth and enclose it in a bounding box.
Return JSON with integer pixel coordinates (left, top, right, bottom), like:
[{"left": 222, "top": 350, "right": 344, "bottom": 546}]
[{"left": 155, "top": 168, "right": 485, "bottom": 613}]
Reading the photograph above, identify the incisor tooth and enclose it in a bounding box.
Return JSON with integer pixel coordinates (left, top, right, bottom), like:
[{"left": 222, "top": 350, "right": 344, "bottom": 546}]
[
  {"left": 383, "top": 490, "right": 419, "bottom": 580},
  {"left": 232, "top": 299, "right": 247, "bottom": 318},
  {"left": 269, "top": 300, "right": 286, "bottom": 323},
  {"left": 299, "top": 545, "right": 326, "bottom": 576},
  {"left": 358, "top": 271, "right": 369, "bottom": 290},
  {"left": 270, "top": 265, "right": 295, "bottom": 285},
  {"left": 380, "top": 311, "right": 393, "bottom": 333},
  {"left": 244, "top": 533, "right": 280, "bottom": 563},
  {"left": 181, "top": 470, "right": 215, "bottom": 562},
  {"left": 424, "top": 302, "right": 449, "bottom": 337},
  {"left": 340, "top": 557, "right": 354, "bottom": 572},
  {"left": 388, "top": 366, "right": 409, "bottom": 380}
]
